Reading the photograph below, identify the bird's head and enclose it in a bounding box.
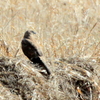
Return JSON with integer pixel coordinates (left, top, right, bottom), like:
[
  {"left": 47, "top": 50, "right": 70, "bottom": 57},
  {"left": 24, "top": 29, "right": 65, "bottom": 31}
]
[{"left": 24, "top": 30, "right": 36, "bottom": 39}]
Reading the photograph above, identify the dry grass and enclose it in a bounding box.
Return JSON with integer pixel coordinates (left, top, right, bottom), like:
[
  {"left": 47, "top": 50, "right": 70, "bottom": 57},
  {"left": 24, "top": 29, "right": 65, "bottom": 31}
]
[{"left": 0, "top": 0, "right": 100, "bottom": 100}]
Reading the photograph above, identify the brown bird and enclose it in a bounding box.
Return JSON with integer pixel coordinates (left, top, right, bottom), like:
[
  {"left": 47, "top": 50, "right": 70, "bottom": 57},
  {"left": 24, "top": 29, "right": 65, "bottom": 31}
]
[{"left": 21, "top": 30, "right": 51, "bottom": 75}]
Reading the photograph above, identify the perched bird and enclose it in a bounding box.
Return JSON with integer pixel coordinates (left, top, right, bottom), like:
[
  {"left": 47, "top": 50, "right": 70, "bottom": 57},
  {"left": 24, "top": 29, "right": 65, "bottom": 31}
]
[{"left": 21, "top": 30, "right": 51, "bottom": 75}]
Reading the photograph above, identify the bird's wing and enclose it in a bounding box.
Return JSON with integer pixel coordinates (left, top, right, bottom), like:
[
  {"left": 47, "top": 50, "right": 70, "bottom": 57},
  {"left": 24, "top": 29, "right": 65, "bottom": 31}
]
[{"left": 22, "top": 39, "right": 43, "bottom": 57}]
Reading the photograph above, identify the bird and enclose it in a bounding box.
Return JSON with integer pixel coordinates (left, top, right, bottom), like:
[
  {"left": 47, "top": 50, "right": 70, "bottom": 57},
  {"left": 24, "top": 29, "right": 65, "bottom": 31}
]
[{"left": 21, "top": 30, "right": 51, "bottom": 75}]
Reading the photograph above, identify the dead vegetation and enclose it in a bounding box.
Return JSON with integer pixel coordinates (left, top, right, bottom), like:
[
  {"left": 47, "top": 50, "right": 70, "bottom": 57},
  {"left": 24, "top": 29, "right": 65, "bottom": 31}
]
[
  {"left": 0, "top": 56, "right": 99, "bottom": 100},
  {"left": 0, "top": 0, "right": 100, "bottom": 100}
]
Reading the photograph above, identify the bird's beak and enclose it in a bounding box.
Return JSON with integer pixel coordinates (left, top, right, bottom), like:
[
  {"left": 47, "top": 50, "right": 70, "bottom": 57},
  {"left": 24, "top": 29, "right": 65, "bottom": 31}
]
[{"left": 31, "top": 31, "right": 36, "bottom": 34}]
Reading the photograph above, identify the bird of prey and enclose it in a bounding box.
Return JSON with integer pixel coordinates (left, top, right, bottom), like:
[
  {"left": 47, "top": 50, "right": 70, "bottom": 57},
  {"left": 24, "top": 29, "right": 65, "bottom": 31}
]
[{"left": 21, "top": 30, "right": 51, "bottom": 75}]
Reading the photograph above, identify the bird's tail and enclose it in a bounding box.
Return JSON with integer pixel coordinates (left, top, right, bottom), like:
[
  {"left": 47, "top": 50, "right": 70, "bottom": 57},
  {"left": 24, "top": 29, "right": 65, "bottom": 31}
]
[{"left": 31, "top": 57, "right": 51, "bottom": 75}]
